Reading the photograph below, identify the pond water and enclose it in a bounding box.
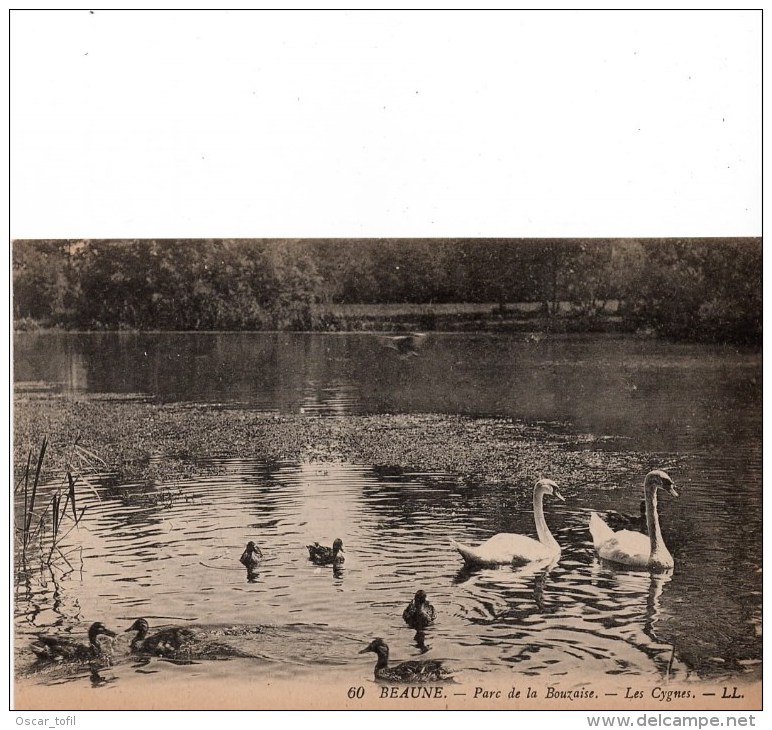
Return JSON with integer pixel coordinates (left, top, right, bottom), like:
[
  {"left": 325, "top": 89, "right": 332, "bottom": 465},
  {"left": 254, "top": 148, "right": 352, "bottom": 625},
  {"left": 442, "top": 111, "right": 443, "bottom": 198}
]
[{"left": 13, "top": 332, "right": 762, "bottom": 696}]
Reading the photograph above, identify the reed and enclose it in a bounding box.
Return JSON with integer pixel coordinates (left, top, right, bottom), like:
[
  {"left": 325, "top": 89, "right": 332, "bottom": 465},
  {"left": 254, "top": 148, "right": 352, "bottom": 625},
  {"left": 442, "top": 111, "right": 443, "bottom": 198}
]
[
  {"left": 17, "top": 438, "right": 46, "bottom": 556},
  {"left": 15, "top": 438, "right": 91, "bottom": 569},
  {"left": 46, "top": 471, "right": 87, "bottom": 565}
]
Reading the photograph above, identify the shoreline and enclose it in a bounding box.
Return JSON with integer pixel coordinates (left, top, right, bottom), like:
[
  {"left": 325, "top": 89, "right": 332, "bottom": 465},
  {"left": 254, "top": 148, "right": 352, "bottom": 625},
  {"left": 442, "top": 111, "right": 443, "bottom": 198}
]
[{"left": 13, "top": 327, "right": 761, "bottom": 351}]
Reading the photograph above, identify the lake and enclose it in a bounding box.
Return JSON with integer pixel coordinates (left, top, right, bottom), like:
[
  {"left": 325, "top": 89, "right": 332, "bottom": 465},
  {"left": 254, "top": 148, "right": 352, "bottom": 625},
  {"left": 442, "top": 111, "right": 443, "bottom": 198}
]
[{"left": 13, "top": 332, "right": 762, "bottom": 704}]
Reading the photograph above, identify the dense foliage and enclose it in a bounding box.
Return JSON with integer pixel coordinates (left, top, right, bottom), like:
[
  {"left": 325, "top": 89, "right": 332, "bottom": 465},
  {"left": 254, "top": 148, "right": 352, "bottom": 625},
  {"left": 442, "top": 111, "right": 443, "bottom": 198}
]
[{"left": 12, "top": 238, "right": 761, "bottom": 343}]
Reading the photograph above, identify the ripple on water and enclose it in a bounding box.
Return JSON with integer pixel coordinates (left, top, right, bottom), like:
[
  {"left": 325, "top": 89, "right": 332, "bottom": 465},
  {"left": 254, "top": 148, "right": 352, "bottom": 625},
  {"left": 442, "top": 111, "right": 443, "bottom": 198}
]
[{"left": 14, "top": 447, "right": 761, "bottom": 688}]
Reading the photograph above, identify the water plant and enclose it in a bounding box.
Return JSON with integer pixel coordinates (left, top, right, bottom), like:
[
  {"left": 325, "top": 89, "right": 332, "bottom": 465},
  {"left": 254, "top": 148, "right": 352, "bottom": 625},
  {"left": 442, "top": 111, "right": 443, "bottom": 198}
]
[{"left": 15, "top": 438, "right": 94, "bottom": 571}]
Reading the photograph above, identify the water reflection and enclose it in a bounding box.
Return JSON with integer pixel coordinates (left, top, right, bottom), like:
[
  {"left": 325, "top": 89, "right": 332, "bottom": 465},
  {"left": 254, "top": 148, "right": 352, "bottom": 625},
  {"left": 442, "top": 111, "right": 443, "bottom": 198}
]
[
  {"left": 14, "top": 332, "right": 762, "bottom": 453},
  {"left": 245, "top": 567, "right": 259, "bottom": 583},
  {"left": 588, "top": 562, "right": 678, "bottom": 678},
  {"left": 13, "top": 332, "right": 762, "bottom": 689},
  {"left": 16, "top": 455, "right": 761, "bottom": 688},
  {"left": 413, "top": 630, "right": 430, "bottom": 654},
  {"left": 90, "top": 665, "right": 119, "bottom": 688}
]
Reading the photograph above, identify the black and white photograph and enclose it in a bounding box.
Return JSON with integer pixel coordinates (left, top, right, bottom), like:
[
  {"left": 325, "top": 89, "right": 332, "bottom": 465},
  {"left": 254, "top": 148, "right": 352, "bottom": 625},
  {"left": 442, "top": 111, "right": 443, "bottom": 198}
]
[{"left": 9, "top": 9, "right": 761, "bottom": 718}]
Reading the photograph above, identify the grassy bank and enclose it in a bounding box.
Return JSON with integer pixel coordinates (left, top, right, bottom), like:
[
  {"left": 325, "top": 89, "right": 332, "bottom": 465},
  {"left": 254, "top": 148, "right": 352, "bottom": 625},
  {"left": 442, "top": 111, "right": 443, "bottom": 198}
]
[
  {"left": 310, "top": 301, "right": 629, "bottom": 334},
  {"left": 14, "top": 302, "right": 627, "bottom": 336},
  {"left": 14, "top": 391, "right": 662, "bottom": 495}
]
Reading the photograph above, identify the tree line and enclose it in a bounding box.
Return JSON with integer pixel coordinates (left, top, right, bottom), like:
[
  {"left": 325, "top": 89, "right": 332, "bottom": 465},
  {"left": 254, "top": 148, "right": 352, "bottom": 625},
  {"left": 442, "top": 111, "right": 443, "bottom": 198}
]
[{"left": 12, "top": 238, "right": 761, "bottom": 343}]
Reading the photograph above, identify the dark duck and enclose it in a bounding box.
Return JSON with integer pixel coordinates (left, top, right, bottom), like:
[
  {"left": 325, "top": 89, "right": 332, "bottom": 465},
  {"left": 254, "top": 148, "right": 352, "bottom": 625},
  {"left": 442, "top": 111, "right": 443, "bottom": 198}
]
[
  {"left": 31, "top": 622, "right": 116, "bottom": 664},
  {"left": 359, "top": 638, "right": 451, "bottom": 683},
  {"left": 402, "top": 590, "right": 436, "bottom": 630},
  {"left": 307, "top": 538, "right": 344, "bottom": 565},
  {"left": 240, "top": 541, "right": 263, "bottom": 569},
  {"left": 126, "top": 619, "right": 253, "bottom": 661},
  {"left": 604, "top": 500, "right": 648, "bottom": 534}
]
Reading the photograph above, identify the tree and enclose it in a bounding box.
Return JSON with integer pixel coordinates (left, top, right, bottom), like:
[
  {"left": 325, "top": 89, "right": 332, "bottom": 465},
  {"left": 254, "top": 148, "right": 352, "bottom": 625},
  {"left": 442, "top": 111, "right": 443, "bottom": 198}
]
[{"left": 13, "top": 240, "right": 75, "bottom": 325}]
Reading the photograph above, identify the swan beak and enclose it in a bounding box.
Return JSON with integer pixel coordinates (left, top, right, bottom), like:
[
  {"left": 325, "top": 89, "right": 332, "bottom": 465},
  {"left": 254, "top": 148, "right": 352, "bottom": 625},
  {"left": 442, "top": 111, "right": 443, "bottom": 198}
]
[
  {"left": 666, "top": 484, "right": 679, "bottom": 498},
  {"left": 553, "top": 488, "right": 566, "bottom": 502}
]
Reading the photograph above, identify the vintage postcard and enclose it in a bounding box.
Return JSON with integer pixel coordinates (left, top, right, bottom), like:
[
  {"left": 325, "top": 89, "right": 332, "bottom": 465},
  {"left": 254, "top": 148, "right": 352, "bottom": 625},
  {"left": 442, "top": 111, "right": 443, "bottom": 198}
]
[
  {"left": 10, "top": 8, "right": 761, "bottom": 716},
  {"left": 12, "top": 238, "right": 761, "bottom": 711}
]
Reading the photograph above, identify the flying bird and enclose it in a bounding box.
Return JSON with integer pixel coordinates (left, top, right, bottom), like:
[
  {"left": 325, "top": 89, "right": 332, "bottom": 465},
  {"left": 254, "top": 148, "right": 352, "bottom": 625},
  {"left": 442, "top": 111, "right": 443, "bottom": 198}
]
[{"left": 378, "top": 332, "right": 427, "bottom": 358}]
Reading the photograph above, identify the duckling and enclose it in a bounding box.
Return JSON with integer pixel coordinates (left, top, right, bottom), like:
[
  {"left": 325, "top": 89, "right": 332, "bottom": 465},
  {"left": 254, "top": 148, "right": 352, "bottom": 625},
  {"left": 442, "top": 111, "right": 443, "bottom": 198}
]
[
  {"left": 307, "top": 538, "right": 344, "bottom": 565},
  {"left": 402, "top": 590, "right": 436, "bottom": 630},
  {"left": 240, "top": 541, "right": 263, "bottom": 569},
  {"left": 359, "top": 638, "right": 451, "bottom": 683},
  {"left": 126, "top": 619, "right": 252, "bottom": 661},
  {"left": 31, "top": 622, "right": 116, "bottom": 664}
]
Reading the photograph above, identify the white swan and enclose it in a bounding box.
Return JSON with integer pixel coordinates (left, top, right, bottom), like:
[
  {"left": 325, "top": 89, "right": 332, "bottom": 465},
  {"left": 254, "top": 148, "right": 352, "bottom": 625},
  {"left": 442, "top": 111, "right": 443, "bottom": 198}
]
[
  {"left": 451, "top": 478, "right": 565, "bottom": 567},
  {"left": 589, "top": 469, "right": 678, "bottom": 572}
]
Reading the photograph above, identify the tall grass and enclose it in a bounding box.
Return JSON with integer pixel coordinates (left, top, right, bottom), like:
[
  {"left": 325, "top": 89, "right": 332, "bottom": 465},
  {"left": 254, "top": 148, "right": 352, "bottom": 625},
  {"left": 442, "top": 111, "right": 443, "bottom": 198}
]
[
  {"left": 17, "top": 438, "right": 46, "bottom": 556},
  {"left": 15, "top": 438, "right": 94, "bottom": 570}
]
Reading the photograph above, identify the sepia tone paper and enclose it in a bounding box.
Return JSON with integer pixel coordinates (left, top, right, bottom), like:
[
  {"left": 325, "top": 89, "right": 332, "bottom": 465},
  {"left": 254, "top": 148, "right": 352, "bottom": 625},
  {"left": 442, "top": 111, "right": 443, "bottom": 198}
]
[
  {"left": 13, "top": 676, "right": 763, "bottom": 712},
  {"left": 10, "top": 9, "right": 762, "bottom": 717},
  {"left": 12, "top": 238, "right": 762, "bottom": 713}
]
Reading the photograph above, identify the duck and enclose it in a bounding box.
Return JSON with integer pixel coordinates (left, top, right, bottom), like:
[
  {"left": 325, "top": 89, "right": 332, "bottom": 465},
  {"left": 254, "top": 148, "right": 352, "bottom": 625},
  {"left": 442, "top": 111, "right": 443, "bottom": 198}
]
[
  {"left": 240, "top": 541, "right": 263, "bottom": 569},
  {"left": 451, "top": 478, "right": 565, "bottom": 567},
  {"left": 604, "top": 500, "right": 648, "bottom": 534},
  {"left": 126, "top": 618, "right": 196, "bottom": 658},
  {"left": 125, "top": 618, "right": 252, "bottom": 661},
  {"left": 307, "top": 538, "right": 344, "bottom": 565},
  {"left": 30, "top": 622, "right": 116, "bottom": 664},
  {"left": 359, "top": 638, "right": 451, "bottom": 683},
  {"left": 589, "top": 469, "right": 679, "bottom": 572},
  {"left": 402, "top": 590, "right": 436, "bottom": 630}
]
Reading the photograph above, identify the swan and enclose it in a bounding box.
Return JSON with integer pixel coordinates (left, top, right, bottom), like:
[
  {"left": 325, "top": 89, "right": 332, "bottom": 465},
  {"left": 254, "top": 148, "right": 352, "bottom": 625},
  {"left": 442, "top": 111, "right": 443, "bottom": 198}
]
[
  {"left": 450, "top": 478, "right": 565, "bottom": 567},
  {"left": 589, "top": 469, "right": 678, "bottom": 572}
]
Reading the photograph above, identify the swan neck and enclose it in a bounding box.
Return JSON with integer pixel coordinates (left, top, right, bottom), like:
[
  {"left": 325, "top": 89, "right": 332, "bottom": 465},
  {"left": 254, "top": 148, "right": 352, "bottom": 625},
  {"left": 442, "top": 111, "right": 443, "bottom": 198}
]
[
  {"left": 645, "top": 484, "right": 666, "bottom": 554},
  {"left": 533, "top": 488, "right": 558, "bottom": 548}
]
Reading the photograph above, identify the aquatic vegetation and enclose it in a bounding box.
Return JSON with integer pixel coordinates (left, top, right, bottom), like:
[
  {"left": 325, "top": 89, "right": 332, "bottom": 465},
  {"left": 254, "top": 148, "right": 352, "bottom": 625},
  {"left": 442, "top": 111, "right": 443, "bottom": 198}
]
[
  {"left": 14, "top": 396, "right": 662, "bottom": 491},
  {"left": 15, "top": 438, "right": 89, "bottom": 570}
]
